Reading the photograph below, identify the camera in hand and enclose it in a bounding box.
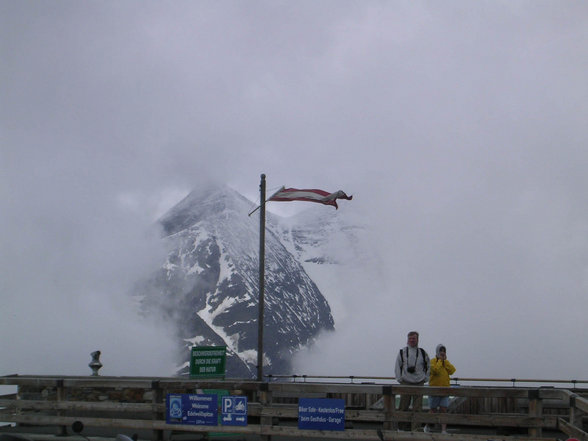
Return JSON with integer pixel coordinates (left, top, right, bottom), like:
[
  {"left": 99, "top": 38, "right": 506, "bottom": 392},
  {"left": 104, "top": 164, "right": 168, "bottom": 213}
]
[{"left": 407, "top": 366, "right": 416, "bottom": 374}]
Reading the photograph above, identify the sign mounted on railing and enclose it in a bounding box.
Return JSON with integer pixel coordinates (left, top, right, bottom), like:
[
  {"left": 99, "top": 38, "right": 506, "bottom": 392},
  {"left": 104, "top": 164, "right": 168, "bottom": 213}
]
[
  {"left": 166, "top": 393, "right": 248, "bottom": 427},
  {"left": 166, "top": 394, "right": 218, "bottom": 425},
  {"left": 189, "top": 346, "right": 227, "bottom": 378},
  {"left": 298, "top": 398, "right": 345, "bottom": 431},
  {"left": 221, "top": 395, "right": 248, "bottom": 426}
]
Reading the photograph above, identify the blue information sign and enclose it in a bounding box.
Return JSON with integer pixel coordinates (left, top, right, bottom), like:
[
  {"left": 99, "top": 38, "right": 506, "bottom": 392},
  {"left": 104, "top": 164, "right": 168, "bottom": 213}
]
[
  {"left": 166, "top": 394, "right": 218, "bottom": 425},
  {"left": 298, "top": 398, "right": 345, "bottom": 431},
  {"left": 221, "top": 396, "right": 248, "bottom": 426}
]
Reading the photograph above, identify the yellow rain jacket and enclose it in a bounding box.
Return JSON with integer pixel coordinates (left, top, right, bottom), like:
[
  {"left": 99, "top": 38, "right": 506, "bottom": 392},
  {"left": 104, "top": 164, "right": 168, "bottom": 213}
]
[{"left": 429, "top": 345, "right": 456, "bottom": 387}]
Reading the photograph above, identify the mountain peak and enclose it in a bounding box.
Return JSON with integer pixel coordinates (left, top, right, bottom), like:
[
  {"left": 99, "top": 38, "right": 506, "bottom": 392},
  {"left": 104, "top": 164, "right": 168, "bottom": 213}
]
[
  {"left": 159, "top": 185, "right": 254, "bottom": 236},
  {"left": 138, "top": 184, "right": 335, "bottom": 378}
]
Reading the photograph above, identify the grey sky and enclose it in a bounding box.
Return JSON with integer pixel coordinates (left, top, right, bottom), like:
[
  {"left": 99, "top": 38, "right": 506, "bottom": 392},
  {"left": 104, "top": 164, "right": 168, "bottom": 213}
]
[{"left": 1, "top": 1, "right": 587, "bottom": 379}]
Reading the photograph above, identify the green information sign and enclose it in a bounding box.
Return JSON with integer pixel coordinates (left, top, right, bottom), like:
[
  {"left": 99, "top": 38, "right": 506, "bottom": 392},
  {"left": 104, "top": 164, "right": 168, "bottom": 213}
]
[{"left": 190, "top": 346, "right": 227, "bottom": 378}]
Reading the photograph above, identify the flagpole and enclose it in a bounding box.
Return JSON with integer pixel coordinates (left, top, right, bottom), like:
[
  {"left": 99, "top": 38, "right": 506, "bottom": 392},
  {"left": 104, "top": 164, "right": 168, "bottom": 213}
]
[
  {"left": 248, "top": 186, "right": 285, "bottom": 217},
  {"left": 257, "top": 173, "right": 266, "bottom": 382}
]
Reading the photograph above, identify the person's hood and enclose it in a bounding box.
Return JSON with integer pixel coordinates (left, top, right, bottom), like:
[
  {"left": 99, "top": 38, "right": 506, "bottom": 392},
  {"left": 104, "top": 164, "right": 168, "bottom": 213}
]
[{"left": 436, "top": 344, "right": 446, "bottom": 357}]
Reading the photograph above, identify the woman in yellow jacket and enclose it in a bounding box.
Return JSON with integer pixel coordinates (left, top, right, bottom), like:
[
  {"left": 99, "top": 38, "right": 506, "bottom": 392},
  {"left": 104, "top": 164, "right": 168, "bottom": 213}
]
[{"left": 425, "top": 344, "right": 456, "bottom": 434}]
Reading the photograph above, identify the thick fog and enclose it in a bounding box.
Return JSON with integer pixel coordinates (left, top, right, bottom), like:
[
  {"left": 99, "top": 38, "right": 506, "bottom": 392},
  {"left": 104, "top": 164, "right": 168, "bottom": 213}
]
[{"left": 1, "top": 1, "right": 587, "bottom": 381}]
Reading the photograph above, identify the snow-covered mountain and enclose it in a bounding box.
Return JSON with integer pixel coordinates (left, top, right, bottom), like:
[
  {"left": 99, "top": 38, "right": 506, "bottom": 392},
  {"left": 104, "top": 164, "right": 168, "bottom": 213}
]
[{"left": 136, "top": 184, "right": 346, "bottom": 378}]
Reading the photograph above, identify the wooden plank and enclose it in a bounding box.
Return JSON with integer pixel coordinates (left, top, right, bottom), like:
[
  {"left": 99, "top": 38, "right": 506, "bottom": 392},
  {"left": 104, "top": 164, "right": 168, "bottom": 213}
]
[
  {"left": 576, "top": 395, "right": 588, "bottom": 414},
  {"left": 265, "top": 383, "right": 534, "bottom": 399},
  {"left": 262, "top": 425, "right": 385, "bottom": 440},
  {"left": 246, "top": 402, "right": 262, "bottom": 416},
  {"left": 265, "top": 425, "right": 555, "bottom": 441},
  {"left": 558, "top": 417, "right": 588, "bottom": 441},
  {"left": 0, "top": 434, "right": 111, "bottom": 441},
  {"left": 552, "top": 389, "right": 588, "bottom": 413},
  {"left": 538, "top": 388, "right": 569, "bottom": 400},
  {"left": 345, "top": 409, "right": 386, "bottom": 422},
  {"left": 0, "top": 399, "right": 162, "bottom": 412},
  {"left": 392, "top": 411, "right": 557, "bottom": 428},
  {"left": 267, "top": 382, "right": 384, "bottom": 395},
  {"left": 1, "top": 414, "right": 258, "bottom": 435},
  {"left": 259, "top": 406, "right": 297, "bottom": 418},
  {"left": 258, "top": 407, "right": 387, "bottom": 422},
  {"left": 158, "top": 379, "right": 260, "bottom": 391}
]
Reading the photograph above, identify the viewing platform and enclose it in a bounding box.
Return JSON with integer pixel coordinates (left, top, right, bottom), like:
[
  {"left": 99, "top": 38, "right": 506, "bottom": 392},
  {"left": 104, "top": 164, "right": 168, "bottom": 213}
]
[{"left": 1, "top": 374, "right": 587, "bottom": 441}]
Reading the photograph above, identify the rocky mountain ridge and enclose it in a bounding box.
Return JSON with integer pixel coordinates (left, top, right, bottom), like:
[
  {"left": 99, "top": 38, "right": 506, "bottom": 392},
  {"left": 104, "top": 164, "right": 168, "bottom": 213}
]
[{"left": 136, "top": 185, "right": 362, "bottom": 378}]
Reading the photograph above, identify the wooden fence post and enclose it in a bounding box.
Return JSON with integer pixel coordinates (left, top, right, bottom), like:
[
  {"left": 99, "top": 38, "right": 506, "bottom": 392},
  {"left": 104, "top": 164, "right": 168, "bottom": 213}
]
[
  {"left": 528, "top": 388, "right": 543, "bottom": 438},
  {"left": 259, "top": 382, "right": 272, "bottom": 441},
  {"left": 382, "top": 386, "right": 396, "bottom": 432},
  {"left": 151, "top": 380, "right": 164, "bottom": 441},
  {"left": 56, "top": 379, "right": 67, "bottom": 436}
]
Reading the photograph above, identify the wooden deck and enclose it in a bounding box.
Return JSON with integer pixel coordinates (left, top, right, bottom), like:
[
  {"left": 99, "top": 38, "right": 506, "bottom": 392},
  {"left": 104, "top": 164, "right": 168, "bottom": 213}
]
[{"left": 1, "top": 375, "right": 587, "bottom": 441}]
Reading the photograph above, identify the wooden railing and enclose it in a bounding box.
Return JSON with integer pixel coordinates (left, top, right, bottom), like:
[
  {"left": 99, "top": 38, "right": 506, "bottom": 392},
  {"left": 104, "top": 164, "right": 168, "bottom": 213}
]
[
  {"left": 556, "top": 388, "right": 588, "bottom": 441},
  {"left": 1, "top": 375, "right": 587, "bottom": 441}
]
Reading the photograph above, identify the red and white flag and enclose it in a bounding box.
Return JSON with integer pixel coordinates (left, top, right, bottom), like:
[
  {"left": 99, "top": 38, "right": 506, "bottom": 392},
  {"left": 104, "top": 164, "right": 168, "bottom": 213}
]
[{"left": 268, "top": 187, "right": 353, "bottom": 209}]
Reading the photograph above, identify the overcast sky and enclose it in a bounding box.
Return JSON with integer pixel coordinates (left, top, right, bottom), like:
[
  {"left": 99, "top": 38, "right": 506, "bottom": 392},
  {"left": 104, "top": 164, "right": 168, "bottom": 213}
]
[{"left": 1, "top": 1, "right": 587, "bottom": 382}]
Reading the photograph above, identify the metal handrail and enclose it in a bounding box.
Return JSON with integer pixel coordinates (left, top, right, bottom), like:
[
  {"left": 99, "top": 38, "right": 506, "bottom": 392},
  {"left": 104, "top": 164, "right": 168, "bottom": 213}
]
[{"left": 266, "top": 374, "right": 588, "bottom": 387}]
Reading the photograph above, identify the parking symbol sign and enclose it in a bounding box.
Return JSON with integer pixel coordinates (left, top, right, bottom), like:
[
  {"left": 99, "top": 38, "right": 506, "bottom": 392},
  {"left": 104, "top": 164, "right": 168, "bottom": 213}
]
[
  {"left": 222, "top": 396, "right": 233, "bottom": 413},
  {"left": 221, "top": 396, "right": 247, "bottom": 426}
]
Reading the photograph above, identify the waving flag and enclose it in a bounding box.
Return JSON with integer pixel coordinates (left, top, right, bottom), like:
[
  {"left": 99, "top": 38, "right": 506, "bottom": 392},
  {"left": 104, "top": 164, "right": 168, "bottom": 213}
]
[
  {"left": 252, "top": 175, "right": 352, "bottom": 380},
  {"left": 268, "top": 187, "right": 353, "bottom": 209}
]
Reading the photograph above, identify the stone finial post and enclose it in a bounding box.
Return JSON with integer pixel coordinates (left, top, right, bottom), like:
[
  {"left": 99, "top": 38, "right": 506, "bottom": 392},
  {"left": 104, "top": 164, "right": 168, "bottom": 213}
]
[{"left": 89, "top": 350, "right": 103, "bottom": 376}]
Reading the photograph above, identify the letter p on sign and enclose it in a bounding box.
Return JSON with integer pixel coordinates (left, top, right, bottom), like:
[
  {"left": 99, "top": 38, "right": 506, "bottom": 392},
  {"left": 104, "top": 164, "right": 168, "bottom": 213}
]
[{"left": 222, "top": 397, "right": 233, "bottom": 413}]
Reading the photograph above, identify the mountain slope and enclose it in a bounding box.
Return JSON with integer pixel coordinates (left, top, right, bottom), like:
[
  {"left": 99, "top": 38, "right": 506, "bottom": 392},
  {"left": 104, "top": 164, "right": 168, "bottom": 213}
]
[{"left": 137, "top": 185, "right": 335, "bottom": 378}]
